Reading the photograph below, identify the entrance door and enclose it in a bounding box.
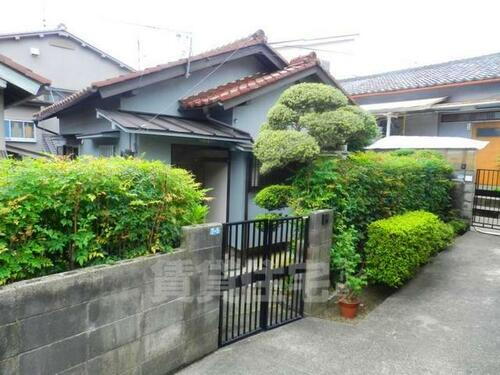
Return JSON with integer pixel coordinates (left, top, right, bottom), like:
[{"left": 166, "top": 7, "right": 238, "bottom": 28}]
[
  {"left": 472, "top": 122, "right": 500, "bottom": 173},
  {"left": 171, "top": 145, "right": 229, "bottom": 223}
]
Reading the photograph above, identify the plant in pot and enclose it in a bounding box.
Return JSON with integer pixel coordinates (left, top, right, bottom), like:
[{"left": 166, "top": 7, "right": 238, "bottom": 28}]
[{"left": 331, "top": 225, "right": 367, "bottom": 319}]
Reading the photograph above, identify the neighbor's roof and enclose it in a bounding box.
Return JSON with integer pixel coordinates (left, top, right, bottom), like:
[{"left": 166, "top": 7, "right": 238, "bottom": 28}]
[
  {"left": 360, "top": 97, "right": 447, "bottom": 114},
  {"left": 96, "top": 109, "right": 253, "bottom": 143},
  {"left": 340, "top": 52, "right": 500, "bottom": 96},
  {"left": 0, "top": 53, "right": 51, "bottom": 85},
  {"left": 180, "top": 52, "right": 328, "bottom": 109},
  {"left": 34, "top": 30, "right": 285, "bottom": 121},
  {"left": 0, "top": 27, "right": 134, "bottom": 71},
  {"left": 366, "top": 136, "right": 489, "bottom": 150}
]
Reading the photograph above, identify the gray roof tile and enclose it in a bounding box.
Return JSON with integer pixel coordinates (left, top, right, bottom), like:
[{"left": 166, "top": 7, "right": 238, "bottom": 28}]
[{"left": 340, "top": 52, "right": 500, "bottom": 95}]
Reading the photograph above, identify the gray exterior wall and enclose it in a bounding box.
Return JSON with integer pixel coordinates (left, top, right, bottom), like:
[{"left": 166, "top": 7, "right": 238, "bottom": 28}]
[
  {"left": 120, "top": 56, "right": 269, "bottom": 117},
  {"left": 0, "top": 33, "right": 131, "bottom": 154},
  {"left": 0, "top": 223, "right": 222, "bottom": 375},
  {"left": 0, "top": 89, "right": 5, "bottom": 152}
]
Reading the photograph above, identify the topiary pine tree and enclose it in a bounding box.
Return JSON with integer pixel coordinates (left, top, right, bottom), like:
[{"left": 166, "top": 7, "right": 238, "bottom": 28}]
[{"left": 254, "top": 83, "right": 379, "bottom": 174}]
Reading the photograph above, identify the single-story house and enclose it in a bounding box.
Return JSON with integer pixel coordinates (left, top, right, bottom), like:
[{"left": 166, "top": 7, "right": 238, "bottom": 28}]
[
  {"left": 340, "top": 53, "right": 500, "bottom": 171},
  {"left": 0, "top": 54, "right": 50, "bottom": 156},
  {"left": 0, "top": 26, "right": 133, "bottom": 158},
  {"left": 34, "top": 30, "right": 348, "bottom": 223}
]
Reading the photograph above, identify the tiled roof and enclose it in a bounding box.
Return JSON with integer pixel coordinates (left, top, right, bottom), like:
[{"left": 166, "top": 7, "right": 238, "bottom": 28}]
[
  {"left": 35, "top": 30, "right": 278, "bottom": 121},
  {"left": 92, "top": 30, "right": 273, "bottom": 89},
  {"left": 180, "top": 53, "right": 320, "bottom": 109},
  {"left": 34, "top": 87, "right": 95, "bottom": 120},
  {"left": 340, "top": 52, "right": 500, "bottom": 96},
  {"left": 0, "top": 28, "right": 134, "bottom": 71},
  {"left": 0, "top": 53, "right": 51, "bottom": 85}
]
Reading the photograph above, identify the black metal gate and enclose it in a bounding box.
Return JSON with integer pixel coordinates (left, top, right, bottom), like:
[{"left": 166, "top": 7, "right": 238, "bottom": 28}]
[
  {"left": 218, "top": 216, "right": 309, "bottom": 346},
  {"left": 472, "top": 169, "right": 500, "bottom": 230}
]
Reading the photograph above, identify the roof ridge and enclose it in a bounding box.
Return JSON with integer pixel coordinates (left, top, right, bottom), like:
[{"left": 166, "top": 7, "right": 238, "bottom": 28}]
[
  {"left": 0, "top": 27, "right": 135, "bottom": 72},
  {"left": 92, "top": 29, "right": 270, "bottom": 89},
  {"left": 341, "top": 51, "right": 500, "bottom": 83}
]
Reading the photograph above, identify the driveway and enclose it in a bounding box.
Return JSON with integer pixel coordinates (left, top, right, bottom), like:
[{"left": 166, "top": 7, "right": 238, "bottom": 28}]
[{"left": 178, "top": 231, "right": 500, "bottom": 374}]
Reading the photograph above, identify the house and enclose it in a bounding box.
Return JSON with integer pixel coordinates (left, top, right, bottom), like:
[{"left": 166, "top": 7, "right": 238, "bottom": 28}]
[
  {"left": 34, "top": 30, "right": 348, "bottom": 223},
  {"left": 0, "top": 54, "right": 50, "bottom": 156},
  {"left": 340, "top": 53, "right": 500, "bottom": 171},
  {"left": 0, "top": 26, "right": 133, "bottom": 158}
]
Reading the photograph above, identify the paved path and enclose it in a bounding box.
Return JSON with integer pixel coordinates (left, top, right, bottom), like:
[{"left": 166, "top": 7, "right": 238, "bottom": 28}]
[{"left": 179, "top": 231, "right": 500, "bottom": 374}]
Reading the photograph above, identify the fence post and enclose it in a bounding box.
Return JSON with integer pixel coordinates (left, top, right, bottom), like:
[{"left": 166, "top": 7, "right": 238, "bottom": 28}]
[{"left": 303, "top": 209, "right": 333, "bottom": 316}]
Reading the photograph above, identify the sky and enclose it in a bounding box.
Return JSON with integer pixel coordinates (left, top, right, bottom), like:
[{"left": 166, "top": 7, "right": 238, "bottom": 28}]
[{"left": 2, "top": 0, "right": 500, "bottom": 79}]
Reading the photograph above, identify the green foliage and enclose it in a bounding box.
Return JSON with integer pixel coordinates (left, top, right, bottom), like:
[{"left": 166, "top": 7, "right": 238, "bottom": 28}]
[
  {"left": 0, "top": 157, "right": 207, "bottom": 285},
  {"left": 255, "top": 83, "right": 378, "bottom": 173},
  {"left": 365, "top": 211, "right": 454, "bottom": 287},
  {"left": 290, "top": 151, "right": 454, "bottom": 242},
  {"left": 278, "top": 83, "right": 348, "bottom": 114},
  {"left": 267, "top": 104, "right": 299, "bottom": 130},
  {"left": 254, "top": 130, "right": 320, "bottom": 174},
  {"left": 254, "top": 184, "right": 293, "bottom": 211},
  {"left": 447, "top": 218, "right": 470, "bottom": 235},
  {"left": 302, "top": 109, "right": 364, "bottom": 150}
]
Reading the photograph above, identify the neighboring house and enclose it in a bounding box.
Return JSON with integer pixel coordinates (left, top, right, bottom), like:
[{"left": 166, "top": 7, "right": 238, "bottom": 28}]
[
  {"left": 340, "top": 53, "right": 500, "bottom": 171},
  {"left": 0, "top": 26, "right": 133, "bottom": 157},
  {"left": 0, "top": 54, "right": 50, "bottom": 156},
  {"left": 35, "top": 30, "right": 348, "bottom": 223}
]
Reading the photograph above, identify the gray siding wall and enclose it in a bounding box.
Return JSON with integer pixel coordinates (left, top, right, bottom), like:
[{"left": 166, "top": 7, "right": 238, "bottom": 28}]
[
  {"left": 137, "top": 134, "right": 172, "bottom": 163},
  {"left": 404, "top": 112, "right": 439, "bottom": 136},
  {"left": 120, "top": 56, "right": 268, "bottom": 117},
  {"left": 0, "top": 35, "right": 130, "bottom": 90},
  {"left": 0, "top": 90, "right": 5, "bottom": 151},
  {"left": 438, "top": 122, "right": 471, "bottom": 137}
]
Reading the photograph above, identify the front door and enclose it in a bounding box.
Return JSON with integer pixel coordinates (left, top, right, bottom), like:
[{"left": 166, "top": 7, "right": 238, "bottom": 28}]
[{"left": 472, "top": 122, "right": 500, "bottom": 173}]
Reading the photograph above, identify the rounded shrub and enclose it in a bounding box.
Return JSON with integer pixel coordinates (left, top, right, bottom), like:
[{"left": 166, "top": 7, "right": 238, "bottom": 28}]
[
  {"left": 254, "top": 130, "right": 320, "bottom": 174},
  {"left": 278, "top": 83, "right": 348, "bottom": 114},
  {"left": 0, "top": 157, "right": 207, "bottom": 285},
  {"left": 267, "top": 104, "right": 299, "bottom": 130},
  {"left": 364, "top": 211, "right": 454, "bottom": 287},
  {"left": 254, "top": 184, "right": 293, "bottom": 211}
]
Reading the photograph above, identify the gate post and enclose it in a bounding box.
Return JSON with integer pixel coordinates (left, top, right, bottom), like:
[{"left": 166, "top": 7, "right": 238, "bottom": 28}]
[{"left": 303, "top": 209, "right": 333, "bottom": 316}]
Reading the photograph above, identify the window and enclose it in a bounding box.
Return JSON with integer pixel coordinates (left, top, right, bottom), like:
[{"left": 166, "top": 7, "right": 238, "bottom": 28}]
[
  {"left": 477, "top": 128, "right": 500, "bottom": 137},
  {"left": 441, "top": 111, "right": 500, "bottom": 123},
  {"left": 98, "top": 144, "right": 115, "bottom": 157},
  {"left": 3, "top": 119, "right": 36, "bottom": 142}
]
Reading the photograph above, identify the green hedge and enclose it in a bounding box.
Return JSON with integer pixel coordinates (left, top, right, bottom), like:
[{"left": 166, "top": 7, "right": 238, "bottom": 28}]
[
  {"left": 365, "top": 211, "right": 454, "bottom": 287},
  {"left": 290, "top": 150, "right": 454, "bottom": 241},
  {"left": 0, "top": 157, "right": 207, "bottom": 285}
]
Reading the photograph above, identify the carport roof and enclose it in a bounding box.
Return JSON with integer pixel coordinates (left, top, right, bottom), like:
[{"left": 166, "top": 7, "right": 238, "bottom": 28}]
[{"left": 96, "top": 109, "right": 253, "bottom": 143}]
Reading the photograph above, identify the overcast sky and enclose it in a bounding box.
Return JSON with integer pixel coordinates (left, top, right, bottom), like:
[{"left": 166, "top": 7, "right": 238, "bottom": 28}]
[{"left": 2, "top": 0, "right": 500, "bottom": 79}]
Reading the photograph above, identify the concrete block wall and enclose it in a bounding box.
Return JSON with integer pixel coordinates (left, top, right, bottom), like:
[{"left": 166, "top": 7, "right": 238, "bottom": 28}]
[
  {"left": 453, "top": 180, "right": 474, "bottom": 219},
  {"left": 304, "top": 209, "right": 333, "bottom": 316},
  {"left": 0, "top": 223, "right": 222, "bottom": 375}
]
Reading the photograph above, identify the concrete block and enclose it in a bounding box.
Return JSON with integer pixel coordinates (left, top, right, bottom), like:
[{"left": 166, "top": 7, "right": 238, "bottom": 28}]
[
  {"left": 0, "top": 357, "right": 19, "bottom": 375},
  {"left": 88, "top": 315, "right": 140, "bottom": 359},
  {"left": 181, "top": 223, "right": 222, "bottom": 251},
  {"left": 87, "top": 340, "right": 142, "bottom": 375},
  {"left": 15, "top": 270, "right": 103, "bottom": 319},
  {"left": 141, "top": 298, "right": 184, "bottom": 335},
  {"left": 20, "top": 302, "right": 87, "bottom": 352},
  {"left": 143, "top": 280, "right": 181, "bottom": 309},
  {"left": 141, "top": 346, "right": 184, "bottom": 375},
  {"left": 0, "top": 322, "right": 19, "bottom": 361},
  {"left": 58, "top": 363, "right": 87, "bottom": 375},
  {"left": 183, "top": 295, "right": 219, "bottom": 321},
  {"left": 183, "top": 308, "right": 219, "bottom": 340},
  {"left": 141, "top": 322, "right": 183, "bottom": 361},
  {"left": 19, "top": 333, "right": 87, "bottom": 375},
  {"left": 183, "top": 328, "right": 218, "bottom": 365},
  {"left": 0, "top": 288, "right": 16, "bottom": 325},
  {"left": 88, "top": 287, "right": 141, "bottom": 328}
]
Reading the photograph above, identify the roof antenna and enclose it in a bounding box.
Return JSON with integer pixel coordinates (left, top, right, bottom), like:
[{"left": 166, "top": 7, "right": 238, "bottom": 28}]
[
  {"left": 184, "top": 33, "right": 193, "bottom": 78},
  {"left": 41, "top": 0, "right": 47, "bottom": 29}
]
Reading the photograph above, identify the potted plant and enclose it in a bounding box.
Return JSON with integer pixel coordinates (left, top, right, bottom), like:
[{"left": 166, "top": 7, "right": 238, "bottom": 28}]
[
  {"left": 331, "top": 225, "right": 367, "bottom": 319},
  {"left": 338, "top": 272, "right": 367, "bottom": 319}
]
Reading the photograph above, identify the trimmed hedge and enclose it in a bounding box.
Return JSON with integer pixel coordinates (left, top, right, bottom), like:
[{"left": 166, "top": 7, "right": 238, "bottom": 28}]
[
  {"left": 0, "top": 157, "right": 207, "bottom": 285},
  {"left": 365, "top": 211, "right": 454, "bottom": 287},
  {"left": 254, "top": 184, "right": 293, "bottom": 211},
  {"left": 290, "top": 150, "right": 454, "bottom": 241}
]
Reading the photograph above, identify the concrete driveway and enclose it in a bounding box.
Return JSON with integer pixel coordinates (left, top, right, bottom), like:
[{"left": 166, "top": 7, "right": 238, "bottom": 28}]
[{"left": 178, "top": 231, "right": 500, "bottom": 375}]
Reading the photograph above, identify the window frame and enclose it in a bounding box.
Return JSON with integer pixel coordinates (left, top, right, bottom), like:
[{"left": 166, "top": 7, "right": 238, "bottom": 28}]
[{"left": 3, "top": 119, "right": 37, "bottom": 143}]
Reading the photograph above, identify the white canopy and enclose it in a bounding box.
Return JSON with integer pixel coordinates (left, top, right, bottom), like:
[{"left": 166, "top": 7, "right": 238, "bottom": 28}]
[
  {"left": 361, "top": 97, "right": 447, "bottom": 114},
  {"left": 366, "top": 136, "right": 489, "bottom": 150}
]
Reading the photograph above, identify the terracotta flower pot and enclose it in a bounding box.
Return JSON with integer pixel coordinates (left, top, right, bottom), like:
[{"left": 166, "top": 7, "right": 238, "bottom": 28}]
[{"left": 338, "top": 299, "right": 360, "bottom": 319}]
